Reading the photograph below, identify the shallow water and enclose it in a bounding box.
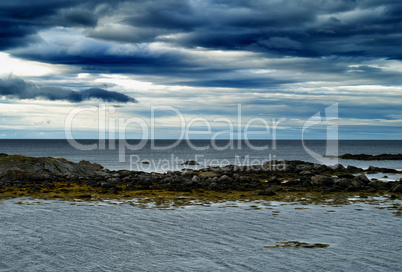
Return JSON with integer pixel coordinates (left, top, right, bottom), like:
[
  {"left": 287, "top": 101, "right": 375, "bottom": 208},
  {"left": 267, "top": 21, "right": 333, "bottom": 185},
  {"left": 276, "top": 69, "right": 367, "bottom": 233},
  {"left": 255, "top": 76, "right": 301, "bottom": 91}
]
[{"left": 0, "top": 199, "right": 401, "bottom": 271}]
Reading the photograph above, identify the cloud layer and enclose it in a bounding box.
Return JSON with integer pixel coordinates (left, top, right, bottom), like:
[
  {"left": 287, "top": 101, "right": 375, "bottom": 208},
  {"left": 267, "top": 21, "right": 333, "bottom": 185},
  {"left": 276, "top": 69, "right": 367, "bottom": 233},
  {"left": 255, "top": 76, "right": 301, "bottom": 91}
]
[
  {"left": 0, "top": 0, "right": 401, "bottom": 139},
  {"left": 0, "top": 76, "right": 137, "bottom": 103}
]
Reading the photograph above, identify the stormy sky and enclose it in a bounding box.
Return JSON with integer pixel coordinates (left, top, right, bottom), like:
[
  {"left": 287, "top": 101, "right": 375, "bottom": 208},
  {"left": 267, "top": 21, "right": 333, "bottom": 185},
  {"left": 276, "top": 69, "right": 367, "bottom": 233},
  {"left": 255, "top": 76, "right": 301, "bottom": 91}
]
[{"left": 0, "top": 0, "right": 401, "bottom": 139}]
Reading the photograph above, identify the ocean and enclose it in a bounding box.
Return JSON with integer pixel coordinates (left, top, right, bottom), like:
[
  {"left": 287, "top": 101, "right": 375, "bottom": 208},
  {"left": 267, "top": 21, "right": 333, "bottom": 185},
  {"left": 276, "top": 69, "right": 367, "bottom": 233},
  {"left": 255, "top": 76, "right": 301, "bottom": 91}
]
[
  {"left": 0, "top": 139, "right": 401, "bottom": 172},
  {"left": 0, "top": 198, "right": 401, "bottom": 271},
  {"left": 1, "top": 139, "right": 401, "bottom": 271}
]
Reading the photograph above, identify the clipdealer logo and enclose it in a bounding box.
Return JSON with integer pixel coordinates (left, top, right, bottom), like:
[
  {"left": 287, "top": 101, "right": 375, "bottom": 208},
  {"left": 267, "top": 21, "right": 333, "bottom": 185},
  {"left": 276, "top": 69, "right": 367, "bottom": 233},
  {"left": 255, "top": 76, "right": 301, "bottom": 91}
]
[{"left": 64, "top": 103, "right": 339, "bottom": 167}]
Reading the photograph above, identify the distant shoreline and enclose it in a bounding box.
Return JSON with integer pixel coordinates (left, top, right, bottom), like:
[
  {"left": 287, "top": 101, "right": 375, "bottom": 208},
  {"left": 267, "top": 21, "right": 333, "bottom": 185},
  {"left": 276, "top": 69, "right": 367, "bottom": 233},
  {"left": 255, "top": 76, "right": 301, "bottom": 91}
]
[{"left": 324, "top": 153, "right": 402, "bottom": 160}]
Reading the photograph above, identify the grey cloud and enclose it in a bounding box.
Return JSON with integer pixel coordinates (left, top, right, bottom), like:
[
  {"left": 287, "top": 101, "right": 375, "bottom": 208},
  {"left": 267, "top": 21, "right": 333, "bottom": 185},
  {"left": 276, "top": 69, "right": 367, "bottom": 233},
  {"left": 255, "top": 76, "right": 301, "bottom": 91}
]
[{"left": 0, "top": 76, "right": 137, "bottom": 103}]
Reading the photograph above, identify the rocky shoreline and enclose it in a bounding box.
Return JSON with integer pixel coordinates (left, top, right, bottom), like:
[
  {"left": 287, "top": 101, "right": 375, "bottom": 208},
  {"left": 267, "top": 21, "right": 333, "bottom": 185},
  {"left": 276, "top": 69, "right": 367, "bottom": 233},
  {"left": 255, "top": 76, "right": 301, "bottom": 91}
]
[
  {"left": 0, "top": 154, "right": 401, "bottom": 205},
  {"left": 324, "top": 153, "right": 402, "bottom": 160}
]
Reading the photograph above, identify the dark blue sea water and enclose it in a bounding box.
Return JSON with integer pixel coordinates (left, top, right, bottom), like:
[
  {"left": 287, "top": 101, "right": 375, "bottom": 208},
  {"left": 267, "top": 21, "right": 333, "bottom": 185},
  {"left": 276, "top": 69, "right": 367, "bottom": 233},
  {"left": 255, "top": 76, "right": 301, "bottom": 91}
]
[{"left": 0, "top": 140, "right": 401, "bottom": 171}]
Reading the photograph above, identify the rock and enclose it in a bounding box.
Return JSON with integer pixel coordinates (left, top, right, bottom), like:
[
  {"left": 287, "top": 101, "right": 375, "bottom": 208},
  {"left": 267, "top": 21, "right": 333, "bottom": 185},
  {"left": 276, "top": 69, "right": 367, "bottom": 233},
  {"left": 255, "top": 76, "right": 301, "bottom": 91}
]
[
  {"left": 239, "top": 176, "right": 251, "bottom": 183},
  {"left": 218, "top": 175, "right": 231, "bottom": 182},
  {"left": 338, "top": 153, "right": 402, "bottom": 160},
  {"left": 332, "top": 164, "right": 345, "bottom": 171},
  {"left": 181, "top": 160, "right": 200, "bottom": 165},
  {"left": 311, "top": 175, "right": 334, "bottom": 186},
  {"left": 351, "top": 180, "right": 363, "bottom": 189},
  {"left": 391, "top": 184, "right": 402, "bottom": 193},
  {"left": 368, "top": 180, "right": 380, "bottom": 188},
  {"left": 198, "top": 172, "right": 217, "bottom": 179},
  {"left": 368, "top": 166, "right": 380, "bottom": 172},
  {"left": 258, "top": 189, "right": 276, "bottom": 196},
  {"left": 191, "top": 176, "right": 200, "bottom": 182},
  {"left": 354, "top": 174, "right": 370, "bottom": 185},
  {"left": 337, "top": 173, "right": 355, "bottom": 179},
  {"left": 334, "top": 178, "right": 351, "bottom": 188},
  {"left": 267, "top": 186, "right": 283, "bottom": 192},
  {"left": 125, "top": 183, "right": 136, "bottom": 191},
  {"left": 380, "top": 168, "right": 397, "bottom": 173},
  {"left": 109, "top": 188, "right": 118, "bottom": 194},
  {"left": 296, "top": 164, "right": 312, "bottom": 171},
  {"left": 78, "top": 194, "right": 92, "bottom": 199},
  {"left": 345, "top": 165, "right": 361, "bottom": 172},
  {"left": 101, "top": 182, "right": 115, "bottom": 189},
  {"left": 267, "top": 176, "right": 281, "bottom": 184}
]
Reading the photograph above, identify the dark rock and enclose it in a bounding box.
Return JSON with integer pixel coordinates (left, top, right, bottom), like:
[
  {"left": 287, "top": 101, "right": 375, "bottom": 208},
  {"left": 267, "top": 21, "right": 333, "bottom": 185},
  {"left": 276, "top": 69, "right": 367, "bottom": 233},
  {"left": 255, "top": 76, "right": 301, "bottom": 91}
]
[
  {"left": 334, "top": 178, "right": 352, "bottom": 188},
  {"left": 351, "top": 180, "right": 363, "bottom": 189},
  {"left": 109, "top": 188, "right": 118, "bottom": 194},
  {"left": 181, "top": 160, "right": 200, "bottom": 165},
  {"left": 101, "top": 182, "right": 115, "bottom": 189},
  {"left": 258, "top": 189, "right": 276, "bottom": 196},
  {"left": 267, "top": 176, "right": 281, "bottom": 185},
  {"left": 354, "top": 174, "right": 370, "bottom": 185},
  {"left": 380, "top": 168, "right": 397, "bottom": 173},
  {"left": 337, "top": 173, "right": 355, "bottom": 179},
  {"left": 337, "top": 153, "right": 402, "bottom": 161},
  {"left": 125, "top": 183, "right": 136, "bottom": 191},
  {"left": 391, "top": 184, "right": 402, "bottom": 193},
  {"left": 191, "top": 176, "right": 201, "bottom": 182},
  {"left": 78, "top": 194, "right": 92, "bottom": 199},
  {"left": 311, "top": 175, "right": 334, "bottom": 186},
  {"left": 267, "top": 186, "right": 283, "bottom": 192},
  {"left": 346, "top": 165, "right": 361, "bottom": 172}
]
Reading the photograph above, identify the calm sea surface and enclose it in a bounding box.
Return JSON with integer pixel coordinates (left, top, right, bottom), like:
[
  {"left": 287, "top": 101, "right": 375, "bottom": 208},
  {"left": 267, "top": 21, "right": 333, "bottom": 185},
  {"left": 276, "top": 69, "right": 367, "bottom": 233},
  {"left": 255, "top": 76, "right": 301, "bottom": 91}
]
[
  {"left": 0, "top": 198, "right": 401, "bottom": 272},
  {"left": 0, "top": 140, "right": 401, "bottom": 171}
]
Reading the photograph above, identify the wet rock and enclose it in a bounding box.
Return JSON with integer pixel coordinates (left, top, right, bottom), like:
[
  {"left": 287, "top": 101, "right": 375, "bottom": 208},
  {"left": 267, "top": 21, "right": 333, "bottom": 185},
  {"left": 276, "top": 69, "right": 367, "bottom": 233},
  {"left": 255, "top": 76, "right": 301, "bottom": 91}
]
[
  {"left": 125, "top": 183, "right": 136, "bottom": 191},
  {"left": 267, "top": 176, "right": 281, "bottom": 185},
  {"left": 267, "top": 186, "right": 283, "bottom": 192},
  {"left": 380, "top": 168, "right": 397, "bottom": 173},
  {"left": 296, "top": 164, "right": 312, "bottom": 171},
  {"left": 109, "top": 188, "right": 118, "bottom": 194},
  {"left": 101, "top": 182, "right": 115, "bottom": 189},
  {"left": 391, "top": 184, "right": 402, "bottom": 193},
  {"left": 337, "top": 173, "right": 355, "bottom": 179},
  {"left": 218, "top": 175, "right": 231, "bottom": 182},
  {"left": 354, "top": 174, "right": 370, "bottom": 185},
  {"left": 191, "top": 176, "right": 201, "bottom": 183},
  {"left": 368, "top": 180, "right": 381, "bottom": 188},
  {"left": 311, "top": 175, "right": 334, "bottom": 186},
  {"left": 346, "top": 165, "right": 361, "bottom": 172},
  {"left": 78, "top": 194, "right": 92, "bottom": 199},
  {"left": 258, "top": 189, "right": 276, "bottom": 196},
  {"left": 338, "top": 153, "right": 402, "bottom": 160},
  {"left": 334, "top": 178, "right": 352, "bottom": 188},
  {"left": 181, "top": 160, "right": 200, "bottom": 165},
  {"left": 351, "top": 180, "right": 363, "bottom": 189}
]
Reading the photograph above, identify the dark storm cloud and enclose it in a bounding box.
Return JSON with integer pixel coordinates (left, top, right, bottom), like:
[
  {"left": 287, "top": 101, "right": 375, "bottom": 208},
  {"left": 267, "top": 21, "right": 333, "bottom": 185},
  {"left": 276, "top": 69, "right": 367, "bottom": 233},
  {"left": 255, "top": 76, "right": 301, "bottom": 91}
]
[
  {"left": 0, "top": 0, "right": 102, "bottom": 50},
  {"left": 3, "top": 0, "right": 402, "bottom": 58},
  {"left": 2, "top": 0, "right": 402, "bottom": 89},
  {"left": 0, "top": 76, "right": 137, "bottom": 103}
]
